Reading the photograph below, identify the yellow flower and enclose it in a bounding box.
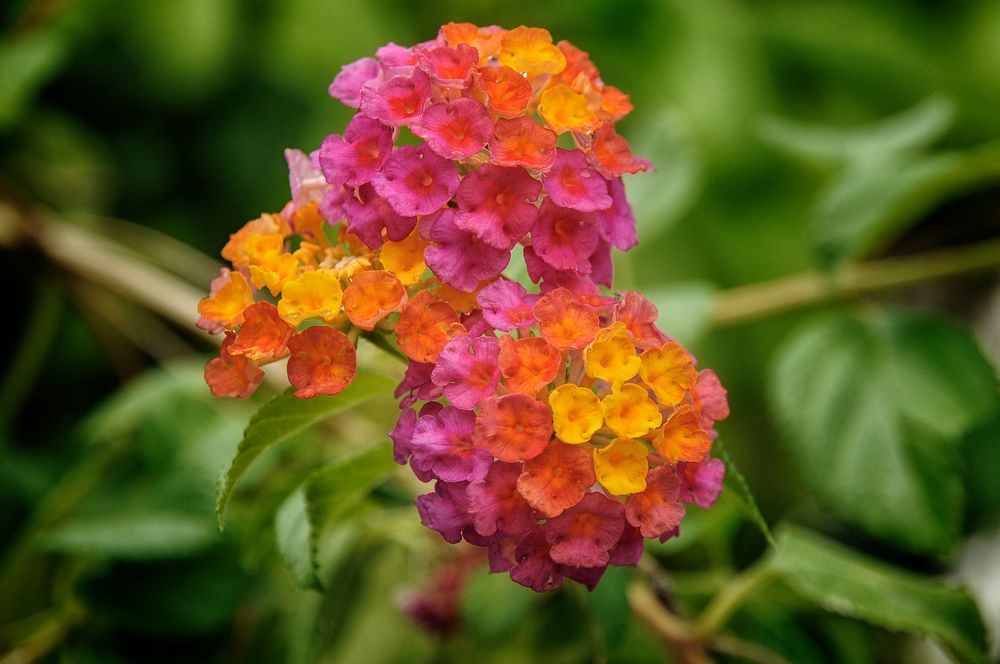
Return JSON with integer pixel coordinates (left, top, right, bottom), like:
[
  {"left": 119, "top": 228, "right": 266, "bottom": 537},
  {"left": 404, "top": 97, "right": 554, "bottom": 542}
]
[
  {"left": 380, "top": 229, "right": 428, "bottom": 285},
  {"left": 548, "top": 384, "right": 603, "bottom": 444},
  {"left": 584, "top": 321, "right": 640, "bottom": 388},
  {"left": 277, "top": 269, "right": 343, "bottom": 325},
  {"left": 538, "top": 84, "right": 600, "bottom": 134},
  {"left": 593, "top": 438, "right": 649, "bottom": 495},
  {"left": 639, "top": 342, "right": 697, "bottom": 406},
  {"left": 601, "top": 383, "right": 662, "bottom": 439}
]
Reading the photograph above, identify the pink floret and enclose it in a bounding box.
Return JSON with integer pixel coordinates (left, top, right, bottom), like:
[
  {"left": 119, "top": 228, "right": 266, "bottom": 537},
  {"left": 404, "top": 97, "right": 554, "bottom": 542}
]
[
  {"left": 319, "top": 115, "right": 394, "bottom": 186},
  {"left": 531, "top": 197, "right": 599, "bottom": 273},
  {"left": 329, "top": 56, "right": 380, "bottom": 107},
  {"left": 424, "top": 209, "right": 511, "bottom": 292},
  {"left": 543, "top": 148, "right": 613, "bottom": 212},
  {"left": 371, "top": 144, "right": 459, "bottom": 217},
  {"left": 454, "top": 164, "right": 541, "bottom": 249},
  {"left": 476, "top": 279, "right": 538, "bottom": 331},
  {"left": 430, "top": 334, "right": 502, "bottom": 410},
  {"left": 413, "top": 98, "right": 493, "bottom": 160}
]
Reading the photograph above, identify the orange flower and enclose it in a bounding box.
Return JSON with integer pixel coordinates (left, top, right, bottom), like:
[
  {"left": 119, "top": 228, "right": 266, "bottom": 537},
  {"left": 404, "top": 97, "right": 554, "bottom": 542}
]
[
  {"left": 612, "top": 291, "right": 668, "bottom": 350},
  {"left": 533, "top": 287, "right": 599, "bottom": 350},
  {"left": 589, "top": 125, "right": 646, "bottom": 177},
  {"left": 286, "top": 326, "right": 357, "bottom": 398},
  {"left": 489, "top": 117, "right": 558, "bottom": 171},
  {"left": 380, "top": 228, "right": 428, "bottom": 285},
  {"left": 395, "top": 290, "right": 466, "bottom": 363},
  {"left": 474, "top": 393, "right": 553, "bottom": 462},
  {"left": 478, "top": 65, "right": 533, "bottom": 116},
  {"left": 516, "top": 442, "right": 595, "bottom": 517},
  {"left": 205, "top": 332, "right": 264, "bottom": 398},
  {"left": 557, "top": 40, "right": 601, "bottom": 87},
  {"left": 625, "top": 466, "right": 684, "bottom": 538},
  {"left": 653, "top": 406, "right": 711, "bottom": 463},
  {"left": 229, "top": 301, "right": 294, "bottom": 361},
  {"left": 498, "top": 335, "right": 562, "bottom": 395},
  {"left": 197, "top": 270, "right": 254, "bottom": 330},
  {"left": 221, "top": 213, "right": 288, "bottom": 268},
  {"left": 440, "top": 22, "right": 503, "bottom": 61},
  {"left": 277, "top": 269, "right": 344, "bottom": 325},
  {"left": 342, "top": 270, "right": 406, "bottom": 330}
]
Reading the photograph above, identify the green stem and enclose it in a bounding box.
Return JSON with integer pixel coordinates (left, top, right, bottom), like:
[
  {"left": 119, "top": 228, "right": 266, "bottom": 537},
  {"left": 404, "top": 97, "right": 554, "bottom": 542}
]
[
  {"left": 710, "top": 237, "right": 1000, "bottom": 327},
  {"left": 690, "top": 561, "right": 776, "bottom": 639}
]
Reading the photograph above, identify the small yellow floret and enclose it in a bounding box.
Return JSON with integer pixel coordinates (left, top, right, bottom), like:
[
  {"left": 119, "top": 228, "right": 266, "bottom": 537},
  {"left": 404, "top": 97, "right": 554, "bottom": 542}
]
[
  {"left": 584, "top": 322, "right": 640, "bottom": 388},
  {"left": 601, "top": 383, "right": 662, "bottom": 439},
  {"left": 277, "top": 269, "right": 343, "bottom": 325},
  {"left": 639, "top": 342, "right": 697, "bottom": 406},
  {"left": 593, "top": 438, "right": 649, "bottom": 495},
  {"left": 548, "top": 384, "right": 604, "bottom": 444}
]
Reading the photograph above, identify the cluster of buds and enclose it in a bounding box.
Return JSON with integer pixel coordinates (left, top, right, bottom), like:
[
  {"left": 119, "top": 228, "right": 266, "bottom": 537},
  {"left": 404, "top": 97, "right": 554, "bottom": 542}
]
[{"left": 198, "top": 22, "right": 730, "bottom": 593}]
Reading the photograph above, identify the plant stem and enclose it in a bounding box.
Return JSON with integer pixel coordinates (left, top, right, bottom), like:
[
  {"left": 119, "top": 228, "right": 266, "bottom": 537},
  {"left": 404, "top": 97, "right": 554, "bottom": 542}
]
[
  {"left": 690, "top": 561, "right": 776, "bottom": 639},
  {"left": 710, "top": 237, "right": 1000, "bottom": 326}
]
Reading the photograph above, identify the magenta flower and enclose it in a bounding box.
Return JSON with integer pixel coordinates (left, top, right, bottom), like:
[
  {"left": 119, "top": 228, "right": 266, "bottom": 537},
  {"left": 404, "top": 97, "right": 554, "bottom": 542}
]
[
  {"left": 319, "top": 115, "right": 394, "bottom": 187},
  {"left": 599, "top": 177, "right": 638, "bottom": 251},
  {"left": 510, "top": 531, "right": 564, "bottom": 592},
  {"left": 342, "top": 183, "right": 417, "bottom": 249},
  {"left": 415, "top": 42, "right": 478, "bottom": 89},
  {"left": 328, "top": 56, "right": 379, "bottom": 107},
  {"left": 413, "top": 99, "right": 493, "bottom": 160},
  {"left": 394, "top": 361, "right": 444, "bottom": 406},
  {"left": 410, "top": 407, "right": 492, "bottom": 483},
  {"left": 360, "top": 70, "right": 431, "bottom": 126},
  {"left": 416, "top": 480, "right": 474, "bottom": 544},
  {"left": 542, "top": 149, "right": 613, "bottom": 212},
  {"left": 588, "top": 238, "right": 614, "bottom": 288},
  {"left": 430, "top": 334, "right": 501, "bottom": 410},
  {"left": 467, "top": 462, "right": 537, "bottom": 538},
  {"left": 424, "top": 209, "right": 510, "bottom": 292},
  {"left": 454, "top": 164, "right": 541, "bottom": 249},
  {"left": 679, "top": 458, "right": 725, "bottom": 509},
  {"left": 545, "top": 492, "right": 625, "bottom": 568},
  {"left": 371, "top": 144, "right": 459, "bottom": 217},
  {"left": 531, "top": 198, "right": 600, "bottom": 273},
  {"left": 476, "top": 279, "right": 538, "bottom": 331},
  {"left": 375, "top": 42, "right": 418, "bottom": 70}
]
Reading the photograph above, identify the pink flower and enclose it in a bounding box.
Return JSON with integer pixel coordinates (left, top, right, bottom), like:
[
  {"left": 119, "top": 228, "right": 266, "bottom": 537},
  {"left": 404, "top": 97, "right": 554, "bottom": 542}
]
[
  {"left": 284, "top": 148, "right": 327, "bottom": 214},
  {"left": 476, "top": 279, "right": 538, "bottom": 330},
  {"left": 411, "top": 406, "right": 492, "bottom": 482},
  {"left": 416, "top": 480, "right": 474, "bottom": 543},
  {"left": 413, "top": 99, "right": 493, "bottom": 160},
  {"left": 328, "top": 57, "right": 379, "bottom": 107},
  {"left": 692, "top": 369, "right": 730, "bottom": 430},
  {"left": 542, "top": 149, "right": 612, "bottom": 212},
  {"left": 319, "top": 186, "right": 348, "bottom": 223},
  {"left": 371, "top": 144, "right": 459, "bottom": 217},
  {"left": 342, "top": 183, "right": 417, "bottom": 249},
  {"left": 431, "top": 334, "right": 501, "bottom": 409},
  {"left": 454, "top": 164, "right": 541, "bottom": 249},
  {"left": 625, "top": 466, "right": 685, "bottom": 538},
  {"left": 395, "top": 361, "right": 444, "bottom": 406},
  {"left": 531, "top": 198, "right": 599, "bottom": 273},
  {"left": 415, "top": 43, "right": 478, "bottom": 89},
  {"left": 376, "top": 42, "right": 418, "bottom": 70},
  {"left": 599, "top": 177, "right": 637, "bottom": 251},
  {"left": 510, "top": 531, "right": 564, "bottom": 592},
  {"left": 319, "top": 115, "right": 394, "bottom": 186},
  {"left": 467, "top": 462, "right": 537, "bottom": 537},
  {"left": 609, "top": 525, "right": 644, "bottom": 566},
  {"left": 360, "top": 70, "right": 431, "bottom": 126},
  {"left": 424, "top": 209, "right": 511, "bottom": 292},
  {"left": 589, "top": 238, "right": 613, "bottom": 288},
  {"left": 545, "top": 492, "right": 625, "bottom": 568},
  {"left": 679, "top": 458, "right": 725, "bottom": 509}
]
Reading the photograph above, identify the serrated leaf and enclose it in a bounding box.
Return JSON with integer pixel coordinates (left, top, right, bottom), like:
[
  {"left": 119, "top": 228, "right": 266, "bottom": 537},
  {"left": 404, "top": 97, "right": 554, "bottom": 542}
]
[
  {"left": 772, "top": 525, "right": 990, "bottom": 664},
  {"left": 216, "top": 372, "right": 395, "bottom": 526},
  {"left": 274, "top": 443, "right": 395, "bottom": 588},
  {"left": 717, "top": 439, "right": 775, "bottom": 548},
  {"left": 40, "top": 511, "right": 218, "bottom": 560},
  {"left": 769, "top": 310, "right": 998, "bottom": 554},
  {"left": 813, "top": 142, "right": 1000, "bottom": 266},
  {"left": 758, "top": 96, "right": 955, "bottom": 166}
]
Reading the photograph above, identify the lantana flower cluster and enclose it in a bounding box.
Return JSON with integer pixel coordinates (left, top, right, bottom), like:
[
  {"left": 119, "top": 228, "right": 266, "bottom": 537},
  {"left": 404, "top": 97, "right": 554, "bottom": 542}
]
[
  {"left": 392, "top": 285, "right": 728, "bottom": 591},
  {"left": 199, "top": 22, "right": 730, "bottom": 593}
]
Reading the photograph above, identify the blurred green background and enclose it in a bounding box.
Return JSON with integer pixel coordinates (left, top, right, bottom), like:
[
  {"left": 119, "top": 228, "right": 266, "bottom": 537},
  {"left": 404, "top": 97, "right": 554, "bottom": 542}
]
[{"left": 2, "top": 0, "right": 1000, "bottom": 662}]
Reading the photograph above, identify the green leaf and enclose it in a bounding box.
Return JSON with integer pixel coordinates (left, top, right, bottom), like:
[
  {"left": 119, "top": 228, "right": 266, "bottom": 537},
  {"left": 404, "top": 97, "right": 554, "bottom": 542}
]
[
  {"left": 759, "top": 96, "right": 955, "bottom": 166},
  {"left": 460, "top": 568, "right": 536, "bottom": 641},
  {"left": 769, "top": 310, "right": 998, "bottom": 554},
  {"left": 0, "top": 30, "right": 66, "bottom": 131},
  {"left": 813, "top": 141, "right": 1000, "bottom": 267},
  {"left": 716, "top": 439, "right": 775, "bottom": 548},
  {"left": 216, "top": 372, "right": 395, "bottom": 526},
  {"left": 40, "top": 511, "right": 218, "bottom": 560},
  {"left": 772, "top": 525, "right": 990, "bottom": 664},
  {"left": 274, "top": 443, "right": 395, "bottom": 588},
  {"left": 586, "top": 565, "right": 631, "bottom": 652}
]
